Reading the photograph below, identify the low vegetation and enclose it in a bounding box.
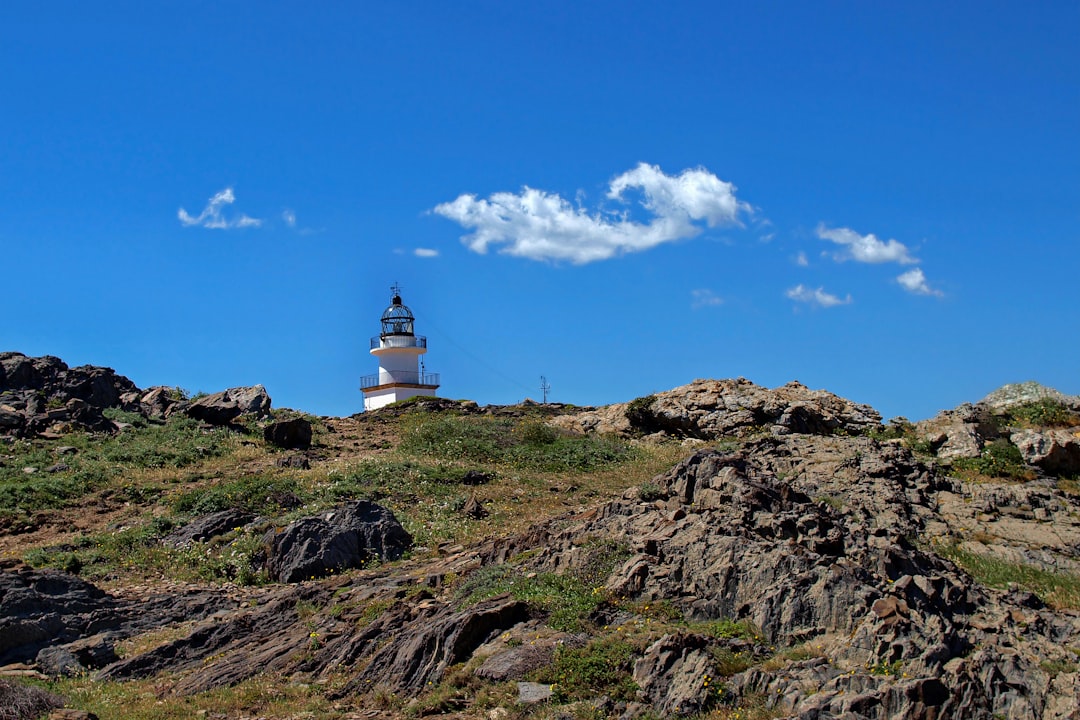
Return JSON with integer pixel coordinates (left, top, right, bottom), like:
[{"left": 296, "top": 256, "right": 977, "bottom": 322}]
[{"left": 936, "top": 543, "right": 1080, "bottom": 610}]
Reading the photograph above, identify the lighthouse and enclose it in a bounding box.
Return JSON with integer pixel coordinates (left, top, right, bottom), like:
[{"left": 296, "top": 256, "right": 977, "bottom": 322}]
[{"left": 360, "top": 285, "right": 440, "bottom": 411}]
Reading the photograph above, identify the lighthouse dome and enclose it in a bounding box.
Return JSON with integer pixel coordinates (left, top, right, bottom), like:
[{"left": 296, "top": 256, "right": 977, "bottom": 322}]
[{"left": 380, "top": 294, "right": 415, "bottom": 337}]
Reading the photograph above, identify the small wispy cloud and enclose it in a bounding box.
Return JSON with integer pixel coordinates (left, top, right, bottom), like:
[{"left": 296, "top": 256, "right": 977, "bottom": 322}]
[
  {"left": 816, "top": 224, "right": 916, "bottom": 265},
  {"left": 786, "top": 284, "right": 852, "bottom": 308},
  {"left": 691, "top": 288, "right": 723, "bottom": 309},
  {"left": 414, "top": 248, "right": 439, "bottom": 258},
  {"left": 282, "top": 209, "right": 297, "bottom": 228},
  {"left": 433, "top": 163, "right": 751, "bottom": 264},
  {"left": 896, "top": 267, "right": 943, "bottom": 297},
  {"left": 178, "top": 188, "right": 262, "bottom": 229},
  {"left": 795, "top": 251, "right": 809, "bottom": 267}
]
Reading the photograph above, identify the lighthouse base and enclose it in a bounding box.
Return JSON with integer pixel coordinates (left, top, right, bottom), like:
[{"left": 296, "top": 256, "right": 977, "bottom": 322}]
[{"left": 363, "top": 384, "right": 439, "bottom": 412}]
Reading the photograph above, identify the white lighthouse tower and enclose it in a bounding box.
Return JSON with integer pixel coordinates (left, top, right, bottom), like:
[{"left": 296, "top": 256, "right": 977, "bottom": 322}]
[{"left": 360, "top": 284, "right": 440, "bottom": 411}]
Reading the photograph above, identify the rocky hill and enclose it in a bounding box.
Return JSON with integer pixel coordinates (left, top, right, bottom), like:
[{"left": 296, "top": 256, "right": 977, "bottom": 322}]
[{"left": 1, "top": 354, "right": 1079, "bottom": 720}]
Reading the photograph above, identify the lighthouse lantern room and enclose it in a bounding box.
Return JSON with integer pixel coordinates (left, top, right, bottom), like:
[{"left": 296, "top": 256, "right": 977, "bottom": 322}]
[{"left": 360, "top": 285, "right": 440, "bottom": 411}]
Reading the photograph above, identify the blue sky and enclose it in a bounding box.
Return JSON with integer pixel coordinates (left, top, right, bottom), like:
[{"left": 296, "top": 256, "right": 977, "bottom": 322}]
[{"left": 2, "top": 2, "right": 1077, "bottom": 421}]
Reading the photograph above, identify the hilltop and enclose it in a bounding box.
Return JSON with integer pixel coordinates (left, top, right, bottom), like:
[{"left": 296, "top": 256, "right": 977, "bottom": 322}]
[{"left": 2, "top": 352, "right": 1079, "bottom": 720}]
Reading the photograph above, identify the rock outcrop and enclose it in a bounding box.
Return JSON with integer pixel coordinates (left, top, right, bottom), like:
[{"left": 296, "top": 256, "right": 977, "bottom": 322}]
[
  {"left": 0, "top": 561, "right": 235, "bottom": 673},
  {"left": 0, "top": 353, "right": 141, "bottom": 436},
  {"left": 551, "top": 378, "right": 882, "bottom": 439},
  {"left": 260, "top": 501, "right": 413, "bottom": 582},
  {"left": 0, "top": 353, "right": 273, "bottom": 436}
]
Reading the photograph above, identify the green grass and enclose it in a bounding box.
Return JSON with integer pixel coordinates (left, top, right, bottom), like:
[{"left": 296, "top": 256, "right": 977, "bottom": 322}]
[
  {"left": 533, "top": 636, "right": 639, "bottom": 703},
  {"left": 172, "top": 474, "right": 307, "bottom": 515},
  {"left": 936, "top": 543, "right": 1080, "bottom": 610},
  {"left": 399, "top": 414, "right": 635, "bottom": 471},
  {"left": 0, "top": 415, "right": 239, "bottom": 523}
]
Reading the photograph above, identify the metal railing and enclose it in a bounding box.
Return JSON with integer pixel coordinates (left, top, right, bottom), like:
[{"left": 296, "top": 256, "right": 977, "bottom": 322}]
[
  {"left": 370, "top": 335, "right": 427, "bottom": 350},
  {"left": 359, "top": 371, "right": 440, "bottom": 389}
]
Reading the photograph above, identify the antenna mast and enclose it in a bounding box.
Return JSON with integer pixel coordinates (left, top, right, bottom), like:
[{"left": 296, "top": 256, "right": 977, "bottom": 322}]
[{"left": 539, "top": 376, "right": 550, "bottom": 404}]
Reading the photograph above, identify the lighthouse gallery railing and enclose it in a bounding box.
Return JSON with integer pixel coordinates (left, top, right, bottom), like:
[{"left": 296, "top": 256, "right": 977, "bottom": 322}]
[
  {"left": 359, "top": 371, "right": 440, "bottom": 389},
  {"left": 371, "top": 335, "right": 427, "bottom": 350}
]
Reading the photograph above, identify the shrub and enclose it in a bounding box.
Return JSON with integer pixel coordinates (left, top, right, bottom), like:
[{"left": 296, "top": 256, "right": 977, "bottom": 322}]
[
  {"left": 1007, "top": 399, "right": 1079, "bottom": 428},
  {"left": 0, "top": 678, "right": 65, "bottom": 720},
  {"left": 950, "top": 439, "right": 1034, "bottom": 481},
  {"left": 625, "top": 394, "right": 659, "bottom": 432}
]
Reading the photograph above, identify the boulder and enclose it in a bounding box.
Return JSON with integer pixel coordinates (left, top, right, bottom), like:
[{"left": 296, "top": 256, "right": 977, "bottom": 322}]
[
  {"left": 260, "top": 501, "right": 412, "bottom": 582},
  {"left": 264, "top": 418, "right": 312, "bottom": 450},
  {"left": 1011, "top": 429, "right": 1080, "bottom": 475},
  {"left": 227, "top": 385, "right": 271, "bottom": 416},
  {"left": 163, "top": 510, "right": 256, "bottom": 548},
  {"left": 183, "top": 391, "right": 242, "bottom": 425}
]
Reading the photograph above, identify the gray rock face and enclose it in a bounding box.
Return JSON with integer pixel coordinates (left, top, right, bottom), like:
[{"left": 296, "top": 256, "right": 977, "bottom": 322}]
[
  {"left": 1011, "top": 428, "right": 1080, "bottom": 475},
  {"left": 552, "top": 378, "right": 882, "bottom": 439},
  {"left": 260, "top": 501, "right": 412, "bottom": 582}
]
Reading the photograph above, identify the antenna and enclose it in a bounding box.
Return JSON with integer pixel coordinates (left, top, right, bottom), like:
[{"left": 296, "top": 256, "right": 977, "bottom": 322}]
[
  {"left": 390, "top": 281, "right": 402, "bottom": 298},
  {"left": 539, "top": 376, "right": 550, "bottom": 404}
]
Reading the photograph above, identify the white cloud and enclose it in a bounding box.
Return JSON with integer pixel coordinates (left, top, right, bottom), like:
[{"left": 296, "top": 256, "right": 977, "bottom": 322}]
[
  {"left": 433, "top": 163, "right": 751, "bottom": 264},
  {"left": 795, "top": 251, "right": 809, "bottom": 267},
  {"left": 785, "top": 284, "right": 852, "bottom": 308},
  {"left": 691, "top": 288, "right": 723, "bottom": 309},
  {"left": 896, "top": 267, "right": 943, "bottom": 296},
  {"left": 282, "top": 209, "right": 297, "bottom": 227},
  {"left": 414, "top": 248, "right": 439, "bottom": 258},
  {"left": 816, "top": 224, "right": 916, "bottom": 264},
  {"left": 178, "top": 188, "right": 262, "bottom": 229}
]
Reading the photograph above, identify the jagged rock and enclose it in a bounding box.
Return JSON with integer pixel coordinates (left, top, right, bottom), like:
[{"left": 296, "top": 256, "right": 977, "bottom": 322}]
[
  {"left": 138, "top": 386, "right": 179, "bottom": 419},
  {"left": 0, "top": 353, "right": 140, "bottom": 436},
  {"left": 227, "top": 384, "right": 272, "bottom": 416},
  {"left": 260, "top": 501, "right": 412, "bottom": 582},
  {"left": 0, "top": 563, "right": 236, "bottom": 669},
  {"left": 914, "top": 403, "right": 999, "bottom": 459},
  {"left": 163, "top": 510, "right": 256, "bottom": 548},
  {"left": 551, "top": 378, "right": 881, "bottom": 439},
  {"left": 263, "top": 417, "right": 312, "bottom": 449},
  {"left": 1011, "top": 428, "right": 1080, "bottom": 475},
  {"left": 353, "top": 596, "right": 531, "bottom": 692},
  {"left": 36, "top": 635, "right": 118, "bottom": 677},
  {"left": 632, "top": 633, "right": 715, "bottom": 716}
]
